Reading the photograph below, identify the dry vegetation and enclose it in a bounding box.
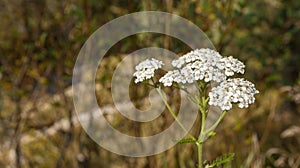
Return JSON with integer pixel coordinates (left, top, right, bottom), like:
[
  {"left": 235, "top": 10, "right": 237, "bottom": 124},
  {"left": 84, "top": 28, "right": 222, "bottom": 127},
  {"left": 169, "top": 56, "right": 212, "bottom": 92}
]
[{"left": 0, "top": 0, "right": 299, "bottom": 167}]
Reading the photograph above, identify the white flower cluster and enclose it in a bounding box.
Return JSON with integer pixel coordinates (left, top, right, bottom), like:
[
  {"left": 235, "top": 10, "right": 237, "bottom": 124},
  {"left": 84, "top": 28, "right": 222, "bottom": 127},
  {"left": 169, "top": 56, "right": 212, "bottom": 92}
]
[
  {"left": 133, "top": 58, "right": 164, "bottom": 83},
  {"left": 132, "top": 48, "right": 259, "bottom": 110},
  {"left": 159, "top": 48, "right": 245, "bottom": 86},
  {"left": 158, "top": 69, "right": 195, "bottom": 86},
  {"left": 171, "top": 48, "right": 222, "bottom": 68},
  {"left": 208, "top": 78, "right": 259, "bottom": 110},
  {"left": 218, "top": 56, "right": 245, "bottom": 76}
]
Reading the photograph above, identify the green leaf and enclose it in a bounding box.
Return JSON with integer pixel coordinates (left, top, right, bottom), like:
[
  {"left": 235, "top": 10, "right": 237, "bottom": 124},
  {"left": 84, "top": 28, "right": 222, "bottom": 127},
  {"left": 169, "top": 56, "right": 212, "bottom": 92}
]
[
  {"left": 205, "top": 97, "right": 210, "bottom": 104},
  {"left": 208, "top": 131, "right": 216, "bottom": 137},
  {"left": 205, "top": 153, "right": 235, "bottom": 167},
  {"left": 173, "top": 138, "right": 197, "bottom": 144}
]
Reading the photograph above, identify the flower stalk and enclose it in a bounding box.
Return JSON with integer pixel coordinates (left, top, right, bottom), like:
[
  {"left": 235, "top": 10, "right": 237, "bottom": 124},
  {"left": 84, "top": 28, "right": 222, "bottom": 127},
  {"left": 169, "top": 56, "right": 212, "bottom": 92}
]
[
  {"left": 196, "top": 141, "right": 203, "bottom": 168},
  {"left": 156, "top": 87, "right": 195, "bottom": 139}
]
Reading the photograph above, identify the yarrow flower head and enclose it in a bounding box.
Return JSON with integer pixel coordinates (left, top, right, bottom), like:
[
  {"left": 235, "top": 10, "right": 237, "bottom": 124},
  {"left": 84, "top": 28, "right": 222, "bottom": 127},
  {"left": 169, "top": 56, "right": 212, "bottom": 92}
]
[
  {"left": 208, "top": 78, "right": 259, "bottom": 111},
  {"left": 218, "top": 56, "right": 245, "bottom": 76},
  {"left": 171, "top": 48, "right": 222, "bottom": 69},
  {"left": 133, "top": 58, "right": 164, "bottom": 83},
  {"left": 158, "top": 70, "right": 182, "bottom": 86},
  {"left": 160, "top": 48, "right": 245, "bottom": 86}
]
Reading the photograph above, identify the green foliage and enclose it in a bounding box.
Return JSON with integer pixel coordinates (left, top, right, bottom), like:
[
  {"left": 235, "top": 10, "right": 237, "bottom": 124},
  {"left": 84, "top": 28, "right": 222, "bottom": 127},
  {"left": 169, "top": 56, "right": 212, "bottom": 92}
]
[
  {"left": 204, "top": 153, "right": 235, "bottom": 167},
  {"left": 207, "top": 131, "right": 216, "bottom": 137},
  {"left": 174, "top": 138, "right": 197, "bottom": 144}
]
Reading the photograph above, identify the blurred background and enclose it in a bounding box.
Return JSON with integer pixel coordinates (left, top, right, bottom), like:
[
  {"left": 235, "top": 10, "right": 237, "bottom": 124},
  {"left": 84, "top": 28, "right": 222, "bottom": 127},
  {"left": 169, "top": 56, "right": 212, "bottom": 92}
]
[{"left": 0, "top": 0, "right": 299, "bottom": 167}]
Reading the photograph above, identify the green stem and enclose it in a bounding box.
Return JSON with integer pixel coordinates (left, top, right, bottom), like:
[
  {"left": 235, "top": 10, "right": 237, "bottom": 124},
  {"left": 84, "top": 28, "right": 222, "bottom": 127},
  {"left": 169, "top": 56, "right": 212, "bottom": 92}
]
[
  {"left": 199, "top": 108, "right": 206, "bottom": 142},
  {"left": 205, "top": 110, "right": 227, "bottom": 135},
  {"left": 156, "top": 87, "right": 195, "bottom": 139},
  {"left": 198, "top": 81, "right": 207, "bottom": 142},
  {"left": 197, "top": 81, "right": 207, "bottom": 167},
  {"left": 197, "top": 106, "right": 206, "bottom": 168},
  {"left": 196, "top": 142, "right": 203, "bottom": 168}
]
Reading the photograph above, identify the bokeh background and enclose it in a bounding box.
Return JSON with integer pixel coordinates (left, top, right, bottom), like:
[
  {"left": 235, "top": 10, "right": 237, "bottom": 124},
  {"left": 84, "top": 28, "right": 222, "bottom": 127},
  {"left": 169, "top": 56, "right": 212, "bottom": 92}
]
[{"left": 0, "top": 0, "right": 299, "bottom": 167}]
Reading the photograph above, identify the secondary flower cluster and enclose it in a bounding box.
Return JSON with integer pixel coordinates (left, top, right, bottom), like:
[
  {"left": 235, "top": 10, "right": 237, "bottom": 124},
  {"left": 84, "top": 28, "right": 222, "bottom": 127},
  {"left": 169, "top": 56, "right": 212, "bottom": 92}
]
[
  {"left": 208, "top": 78, "right": 259, "bottom": 110},
  {"left": 133, "top": 58, "right": 164, "bottom": 83},
  {"left": 132, "top": 48, "right": 258, "bottom": 110}
]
